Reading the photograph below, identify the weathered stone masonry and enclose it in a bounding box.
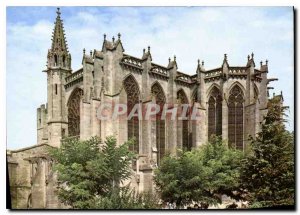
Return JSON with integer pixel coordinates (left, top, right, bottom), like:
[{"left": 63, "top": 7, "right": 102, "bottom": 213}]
[{"left": 7, "top": 8, "right": 282, "bottom": 208}]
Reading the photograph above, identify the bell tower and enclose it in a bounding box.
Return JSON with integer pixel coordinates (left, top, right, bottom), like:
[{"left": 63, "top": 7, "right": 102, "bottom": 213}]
[
  {"left": 45, "top": 8, "right": 71, "bottom": 147},
  {"left": 47, "top": 8, "right": 71, "bottom": 69}
]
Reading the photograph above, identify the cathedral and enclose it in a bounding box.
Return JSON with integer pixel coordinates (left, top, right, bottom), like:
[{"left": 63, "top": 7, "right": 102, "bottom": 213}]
[{"left": 7, "top": 8, "right": 281, "bottom": 209}]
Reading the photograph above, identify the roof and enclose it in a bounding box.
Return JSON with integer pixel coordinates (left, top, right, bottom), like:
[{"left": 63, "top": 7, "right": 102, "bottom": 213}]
[{"left": 7, "top": 143, "right": 53, "bottom": 154}]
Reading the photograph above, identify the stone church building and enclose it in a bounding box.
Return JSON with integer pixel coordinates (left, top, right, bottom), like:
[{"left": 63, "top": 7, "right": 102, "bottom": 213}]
[{"left": 7, "top": 8, "right": 280, "bottom": 209}]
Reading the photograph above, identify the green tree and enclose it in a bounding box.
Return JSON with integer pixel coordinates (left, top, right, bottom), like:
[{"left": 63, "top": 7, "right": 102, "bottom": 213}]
[
  {"left": 240, "top": 96, "right": 294, "bottom": 208},
  {"left": 154, "top": 137, "right": 244, "bottom": 208},
  {"left": 49, "top": 136, "right": 158, "bottom": 209},
  {"left": 94, "top": 187, "right": 161, "bottom": 209}
]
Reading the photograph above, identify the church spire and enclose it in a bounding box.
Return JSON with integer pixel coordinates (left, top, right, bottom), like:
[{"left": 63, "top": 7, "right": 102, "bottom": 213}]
[
  {"left": 52, "top": 8, "right": 68, "bottom": 51},
  {"left": 47, "top": 8, "right": 71, "bottom": 70}
]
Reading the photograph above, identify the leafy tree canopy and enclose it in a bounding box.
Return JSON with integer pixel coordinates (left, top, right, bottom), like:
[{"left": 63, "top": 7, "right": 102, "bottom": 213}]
[
  {"left": 240, "top": 96, "right": 294, "bottom": 208},
  {"left": 49, "top": 136, "right": 159, "bottom": 209},
  {"left": 154, "top": 137, "right": 244, "bottom": 208}
]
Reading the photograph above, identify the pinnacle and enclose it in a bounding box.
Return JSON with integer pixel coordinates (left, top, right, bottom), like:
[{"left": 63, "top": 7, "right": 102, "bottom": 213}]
[
  {"left": 56, "top": 7, "right": 61, "bottom": 17},
  {"left": 224, "top": 53, "right": 227, "bottom": 61},
  {"left": 47, "top": 8, "right": 71, "bottom": 69},
  {"left": 51, "top": 7, "right": 69, "bottom": 53}
]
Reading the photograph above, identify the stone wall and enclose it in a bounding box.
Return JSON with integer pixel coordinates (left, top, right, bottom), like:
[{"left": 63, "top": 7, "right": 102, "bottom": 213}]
[{"left": 7, "top": 144, "right": 63, "bottom": 209}]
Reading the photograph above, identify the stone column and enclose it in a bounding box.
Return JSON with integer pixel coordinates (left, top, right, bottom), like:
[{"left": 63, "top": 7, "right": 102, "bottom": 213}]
[
  {"left": 80, "top": 101, "right": 91, "bottom": 140},
  {"left": 100, "top": 95, "right": 115, "bottom": 140},
  {"left": 177, "top": 118, "right": 183, "bottom": 149},
  {"left": 193, "top": 103, "right": 207, "bottom": 147},
  {"left": 140, "top": 48, "right": 152, "bottom": 156},
  {"left": 91, "top": 99, "right": 101, "bottom": 137},
  {"left": 141, "top": 100, "right": 152, "bottom": 155},
  {"left": 165, "top": 105, "right": 177, "bottom": 155},
  {"left": 31, "top": 159, "right": 46, "bottom": 208},
  {"left": 222, "top": 97, "right": 228, "bottom": 141}
]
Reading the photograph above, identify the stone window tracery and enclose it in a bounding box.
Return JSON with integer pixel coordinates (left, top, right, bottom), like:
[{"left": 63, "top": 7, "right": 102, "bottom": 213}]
[
  {"left": 177, "top": 89, "right": 190, "bottom": 150},
  {"left": 124, "top": 76, "right": 140, "bottom": 153},
  {"left": 151, "top": 83, "right": 166, "bottom": 165},
  {"left": 68, "top": 88, "right": 83, "bottom": 137},
  {"left": 208, "top": 87, "right": 222, "bottom": 138},
  {"left": 228, "top": 85, "right": 244, "bottom": 150}
]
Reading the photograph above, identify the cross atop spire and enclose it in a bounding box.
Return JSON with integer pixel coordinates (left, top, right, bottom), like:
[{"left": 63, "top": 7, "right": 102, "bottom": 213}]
[{"left": 56, "top": 7, "right": 61, "bottom": 17}]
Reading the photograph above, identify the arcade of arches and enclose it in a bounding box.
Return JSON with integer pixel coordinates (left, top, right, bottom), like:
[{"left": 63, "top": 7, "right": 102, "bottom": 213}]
[{"left": 66, "top": 83, "right": 247, "bottom": 160}]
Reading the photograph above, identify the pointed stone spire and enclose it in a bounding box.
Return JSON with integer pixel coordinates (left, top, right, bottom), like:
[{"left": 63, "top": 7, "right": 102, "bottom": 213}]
[
  {"left": 222, "top": 53, "right": 229, "bottom": 67},
  {"left": 260, "top": 59, "right": 269, "bottom": 72},
  {"left": 56, "top": 7, "right": 61, "bottom": 17},
  {"left": 246, "top": 53, "right": 255, "bottom": 67},
  {"left": 167, "top": 55, "right": 177, "bottom": 69},
  {"left": 47, "top": 8, "right": 71, "bottom": 69},
  {"left": 51, "top": 8, "right": 68, "bottom": 52},
  {"left": 142, "top": 46, "right": 152, "bottom": 61},
  {"left": 196, "top": 59, "right": 204, "bottom": 73}
]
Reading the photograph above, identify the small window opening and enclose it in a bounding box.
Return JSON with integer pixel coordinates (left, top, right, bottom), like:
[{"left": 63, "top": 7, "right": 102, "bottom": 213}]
[
  {"left": 55, "top": 84, "right": 58, "bottom": 95},
  {"left": 54, "top": 55, "right": 58, "bottom": 66},
  {"left": 63, "top": 55, "right": 66, "bottom": 67}
]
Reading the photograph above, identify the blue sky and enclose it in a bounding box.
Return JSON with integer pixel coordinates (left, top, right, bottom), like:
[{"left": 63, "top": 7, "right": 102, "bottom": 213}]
[{"left": 6, "top": 6, "right": 294, "bottom": 149}]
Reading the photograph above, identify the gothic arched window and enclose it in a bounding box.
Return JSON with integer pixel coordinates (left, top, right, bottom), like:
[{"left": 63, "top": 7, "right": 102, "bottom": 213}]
[
  {"left": 177, "top": 89, "right": 190, "bottom": 150},
  {"left": 228, "top": 85, "right": 244, "bottom": 150},
  {"left": 68, "top": 88, "right": 83, "bottom": 137},
  {"left": 192, "top": 88, "right": 198, "bottom": 103},
  {"left": 54, "top": 54, "right": 58, "bottom": 66},
  {"left": 62, "top": 55, "right": 66, "bottom": 67},
  {"left": 55, "top": 84, "right": 58, "bottom": 95},
  {"left": 208, "top": 87, "right": 222, "bottom": 139},
  {"left": 124, "top": 75, "right": 140, "bottom": 153},
  {"left": 151, "top": 83, "right": 166, "bottom": 165}
]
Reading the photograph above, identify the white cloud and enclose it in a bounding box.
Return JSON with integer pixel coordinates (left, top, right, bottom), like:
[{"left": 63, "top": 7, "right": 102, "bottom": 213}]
[{"left": 6, "top": 7, "right": 294, "bottom": 149}]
